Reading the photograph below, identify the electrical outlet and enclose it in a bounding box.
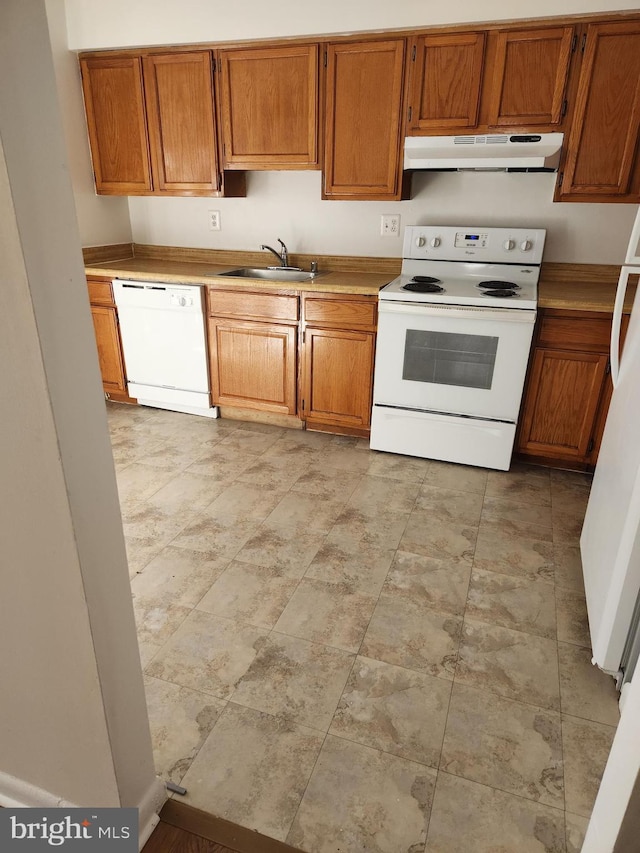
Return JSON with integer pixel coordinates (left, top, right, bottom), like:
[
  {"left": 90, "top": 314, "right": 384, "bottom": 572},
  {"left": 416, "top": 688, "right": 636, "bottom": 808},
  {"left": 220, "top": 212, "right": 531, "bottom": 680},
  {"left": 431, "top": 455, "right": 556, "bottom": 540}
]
[
  {"left": 208, "top": 210, "right": 221, "bottom": 231},
  {"left": 381, "top": 214, "right": 400, "bottom": 237}
]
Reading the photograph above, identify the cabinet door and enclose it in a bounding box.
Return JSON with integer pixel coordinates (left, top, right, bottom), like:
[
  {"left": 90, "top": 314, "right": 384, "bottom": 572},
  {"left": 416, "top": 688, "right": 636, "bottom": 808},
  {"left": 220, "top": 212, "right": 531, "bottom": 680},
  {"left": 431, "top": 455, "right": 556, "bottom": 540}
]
[
  {"left": 220, "top": 44, "right": 319, "bottom": 169},
  {"left": 143, "top": 52, "right": 220, "bottom": 194},
  {"left": 558, "top": 21, "right": 640, "bottom": 200},
  {"left": 80, "top": 56, "right": 152, "bottom": 194},
  {"left": 90, "top": 305, "right": 127, "bottom": 395},
  {"left": 486, "top": 26, "right": 574, "bottom": 128},
  {"left": 323, "top": 39, "right": 405, "bottom": 199},
  {"left": 517, "top": 348, "right": 608, "bottom": 461},
  {"left": 208, "top": 318, "right": 297, "bottom": 415},
  {"left": 302, "top": 327, "right": 375, "bottom": 430},
  {"left": 407, "top": 32, "right": 485, "bottom": 132}
]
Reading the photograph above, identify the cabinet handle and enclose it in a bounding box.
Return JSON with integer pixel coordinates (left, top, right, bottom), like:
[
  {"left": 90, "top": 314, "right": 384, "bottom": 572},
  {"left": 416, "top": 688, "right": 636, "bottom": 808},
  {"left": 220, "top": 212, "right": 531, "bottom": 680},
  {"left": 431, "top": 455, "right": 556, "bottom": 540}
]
[
  {"left": 588, "top": 438, "right": 595, "bottom": 453},
  {"left": 571, "top": 33, "right": 578, "bottom": 52},
  {"left": 411, "top": 44, "right": 416, "bottom": 61},
  {"left": 581, "top": 33, "right": 587, "bottom": 52}
]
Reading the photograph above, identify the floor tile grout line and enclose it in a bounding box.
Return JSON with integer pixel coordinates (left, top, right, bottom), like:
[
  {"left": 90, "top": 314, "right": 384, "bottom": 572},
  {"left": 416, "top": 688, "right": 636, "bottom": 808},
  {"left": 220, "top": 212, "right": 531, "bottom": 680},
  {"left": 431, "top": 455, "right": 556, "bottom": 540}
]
[{"left": 435, "top": 767, "right": 568, "bottom": 815}]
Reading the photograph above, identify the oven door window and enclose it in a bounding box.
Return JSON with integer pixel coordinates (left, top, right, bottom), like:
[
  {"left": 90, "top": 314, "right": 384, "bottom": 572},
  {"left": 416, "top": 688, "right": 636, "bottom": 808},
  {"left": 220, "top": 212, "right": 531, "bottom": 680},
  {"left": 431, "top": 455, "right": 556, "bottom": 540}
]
[{"left": 403, "top": 329, "right": 499, "bottom": 390}]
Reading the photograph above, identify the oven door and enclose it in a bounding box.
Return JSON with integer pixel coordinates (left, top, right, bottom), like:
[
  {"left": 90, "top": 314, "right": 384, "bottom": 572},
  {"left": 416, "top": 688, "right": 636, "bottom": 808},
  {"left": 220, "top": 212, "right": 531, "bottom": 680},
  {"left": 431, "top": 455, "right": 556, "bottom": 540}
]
[{"left": 373, "top": 300, "right": 536, "bottom": 422}]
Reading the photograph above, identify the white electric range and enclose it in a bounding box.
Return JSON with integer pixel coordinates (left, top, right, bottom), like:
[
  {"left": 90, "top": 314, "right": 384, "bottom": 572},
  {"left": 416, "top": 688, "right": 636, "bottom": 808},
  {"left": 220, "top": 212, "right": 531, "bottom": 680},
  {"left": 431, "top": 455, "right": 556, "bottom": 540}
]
[{"left": 370, "top": 225, "right": 546, "bottom": 471}]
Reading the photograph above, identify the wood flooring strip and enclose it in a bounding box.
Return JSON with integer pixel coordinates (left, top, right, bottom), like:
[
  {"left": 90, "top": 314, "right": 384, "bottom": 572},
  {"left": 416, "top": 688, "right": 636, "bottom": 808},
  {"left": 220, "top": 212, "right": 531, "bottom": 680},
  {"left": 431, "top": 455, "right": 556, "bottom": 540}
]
[
  {"left": 159, "top": 800, "right": 304, "bottom": 853},
  {"left": 143, "top": 819, "right": 235, "bottom": 853}
]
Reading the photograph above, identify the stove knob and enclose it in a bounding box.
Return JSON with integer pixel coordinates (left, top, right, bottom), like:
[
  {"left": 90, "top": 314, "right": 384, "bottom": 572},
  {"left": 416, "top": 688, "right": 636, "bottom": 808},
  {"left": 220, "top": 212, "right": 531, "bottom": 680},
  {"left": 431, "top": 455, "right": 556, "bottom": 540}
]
[
  {"left": 430, "top": 237, "right": 441, "bottom": 248},
  {"left": 520, "top": 240, "right": 533, "bottom": 251},
  {"left": 415, "top": 236, "right": 426, "bottom": 247},
  {"left": 503, "top": 239, "right": 515, "bottom": 251}
]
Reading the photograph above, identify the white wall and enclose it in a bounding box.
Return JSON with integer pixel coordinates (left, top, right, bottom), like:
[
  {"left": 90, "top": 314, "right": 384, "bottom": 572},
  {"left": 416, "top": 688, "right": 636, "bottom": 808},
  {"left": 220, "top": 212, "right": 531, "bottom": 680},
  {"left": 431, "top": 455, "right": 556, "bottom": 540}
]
[
  {"left": 64, "top": 0, "right": 640, "bottom": 49},
  {"left": 46, "top": 0, "right": 132, "bottom": 247},
  {"left": 0, "top": 0, "right": 163, "bottom": 828},
  {"left": 62, "top": 0, "right": 640, "bottom": 262},
  {"left": 129, "top": 170, "right": 639, "bottom": 264}
]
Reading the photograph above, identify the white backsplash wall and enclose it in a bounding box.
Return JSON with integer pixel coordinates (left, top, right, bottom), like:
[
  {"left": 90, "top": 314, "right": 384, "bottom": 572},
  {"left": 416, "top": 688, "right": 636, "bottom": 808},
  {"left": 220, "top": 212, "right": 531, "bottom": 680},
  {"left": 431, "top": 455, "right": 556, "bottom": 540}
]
[{"left": 128, "top": 170, "right": 639, "bottom": 265}]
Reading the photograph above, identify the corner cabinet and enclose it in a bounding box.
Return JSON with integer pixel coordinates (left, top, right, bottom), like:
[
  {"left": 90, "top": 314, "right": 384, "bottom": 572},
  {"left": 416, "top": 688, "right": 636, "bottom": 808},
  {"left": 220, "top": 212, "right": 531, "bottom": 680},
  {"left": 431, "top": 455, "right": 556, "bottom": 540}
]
[
  {"left": 87, "top": 276, "right": 135, "bottom": 403},
  {"left": 301, "top": 293, "right": 377, "bottom": 435},
  {"left": 556, "top": 20, "right": 640, "bottom": 202},
  {"left": 323, "top": 39, "right": 407, "bottom": 200},
  {"left": 516, "top": 309, "right": 628, "bottom": 468},
  {"left": 79, "top": 50, "right": 245, "bottom": 197},
  {"left": 219, "top": 43, "right": 319, "bottom": 169}
]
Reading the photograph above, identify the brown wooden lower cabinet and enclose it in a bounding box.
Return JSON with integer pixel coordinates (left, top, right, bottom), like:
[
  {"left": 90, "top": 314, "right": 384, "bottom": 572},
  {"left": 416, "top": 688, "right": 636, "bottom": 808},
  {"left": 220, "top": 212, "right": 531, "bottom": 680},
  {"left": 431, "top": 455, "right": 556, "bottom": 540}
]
[
  {"left": 302, "top": 326, "right": 376, "bottom": 432},
  {"left": 206, "top": 286, "right": 377, "bottom": 435},
  {"left": 87, "top": 276, "right": 135, "bottom": 403},
  {"left": 516, "top": 308, "right": 627, "bottom": 469},
  {"left": 301, "top": 292, "right": 377, "bottom": 435},
  {"left": 208, "top": 317, "right": 298, "bottom": 415}
]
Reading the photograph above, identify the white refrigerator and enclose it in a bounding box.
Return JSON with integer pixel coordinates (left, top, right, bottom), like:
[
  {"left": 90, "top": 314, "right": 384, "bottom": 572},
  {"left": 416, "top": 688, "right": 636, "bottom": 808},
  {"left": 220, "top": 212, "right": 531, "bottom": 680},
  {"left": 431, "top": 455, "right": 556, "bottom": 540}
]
[{"left": 581, "top": 206, "right": 640, "bottom": 682}]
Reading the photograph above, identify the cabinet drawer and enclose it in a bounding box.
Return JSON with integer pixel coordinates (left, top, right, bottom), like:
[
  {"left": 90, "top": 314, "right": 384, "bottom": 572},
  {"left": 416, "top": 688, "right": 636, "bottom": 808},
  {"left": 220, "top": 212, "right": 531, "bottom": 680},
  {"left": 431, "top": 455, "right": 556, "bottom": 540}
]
[
  {"left": 303, "top": 295, "right": 377, "bottom": 329},
  {"left": 87, "top": 278, "right": 115, "bottom": 306},
  {"left": 537, "top": 313, "right": 611, "bottom": 352},
  {"left": 208, "top": 288, "right": 298, "bottom": 322}
]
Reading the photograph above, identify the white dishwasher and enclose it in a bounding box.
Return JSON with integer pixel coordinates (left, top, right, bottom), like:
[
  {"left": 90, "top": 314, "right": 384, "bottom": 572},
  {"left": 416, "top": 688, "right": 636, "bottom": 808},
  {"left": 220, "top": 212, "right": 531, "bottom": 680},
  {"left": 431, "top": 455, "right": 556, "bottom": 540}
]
[{"left": 113, "top": 279, "right": 218, "bottom": 418}]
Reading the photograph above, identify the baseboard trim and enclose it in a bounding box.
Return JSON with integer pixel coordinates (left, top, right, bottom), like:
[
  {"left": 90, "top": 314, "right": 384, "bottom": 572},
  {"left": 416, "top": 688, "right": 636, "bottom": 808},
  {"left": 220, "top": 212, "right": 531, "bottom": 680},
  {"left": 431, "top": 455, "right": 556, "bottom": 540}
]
[
  {"left": 0, "top": 771, "right": 166, "bottom": 853},
  {"left": 159, "top": 799, "right": 303, "bottom": 853},
  {"left": 0, "top": 772, "right": 81, "bottom": 809},
  {"left": 137, "top": 777, "right": 167, "bottom": 851}
]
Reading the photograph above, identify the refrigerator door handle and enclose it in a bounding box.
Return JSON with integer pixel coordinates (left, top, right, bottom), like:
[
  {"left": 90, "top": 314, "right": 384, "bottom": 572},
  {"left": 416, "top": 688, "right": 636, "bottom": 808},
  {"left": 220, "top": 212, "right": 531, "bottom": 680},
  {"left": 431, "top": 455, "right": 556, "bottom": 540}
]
[{"left": 611, "top": 267, "right": 632, "bottom": 388}]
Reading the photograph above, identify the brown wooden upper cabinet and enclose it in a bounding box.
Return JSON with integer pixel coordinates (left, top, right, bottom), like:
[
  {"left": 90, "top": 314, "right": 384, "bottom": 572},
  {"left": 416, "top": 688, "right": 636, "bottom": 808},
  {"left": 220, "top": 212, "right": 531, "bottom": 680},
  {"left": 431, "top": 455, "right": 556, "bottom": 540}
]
[
  {"left": 323, "top": 39, "right": 406, "bottom": 200},
  {"left": 557, "top": 20, "right": 640, "bottom": 202},
  {"left": 486, "top": 26, "right": 574, "bottom": 128},
  {"left": 406, "top": 32, "right": 486, "bottom": 132},
  {"left": 80, "top": 56, "right": 152, "bottom": 194},
  {"left": 406, "top": 24, "right": 574, "bottom": 135},
  {"left": 80, "top": 51, "right": 223, "bottom": 195},
  {"left": 219, "top": 44, "right": 319, "bottom": 169}
]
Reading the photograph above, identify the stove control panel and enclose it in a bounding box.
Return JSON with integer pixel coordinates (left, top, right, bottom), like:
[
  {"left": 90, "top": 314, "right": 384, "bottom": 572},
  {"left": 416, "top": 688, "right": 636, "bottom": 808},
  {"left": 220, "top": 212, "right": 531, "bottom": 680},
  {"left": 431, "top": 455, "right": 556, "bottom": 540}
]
[
  {"left": 404, "top": 225, "right": 546, "bottom": 265},
  {"left": 454, "top": 232, "right": 489, "bottom": 249}
]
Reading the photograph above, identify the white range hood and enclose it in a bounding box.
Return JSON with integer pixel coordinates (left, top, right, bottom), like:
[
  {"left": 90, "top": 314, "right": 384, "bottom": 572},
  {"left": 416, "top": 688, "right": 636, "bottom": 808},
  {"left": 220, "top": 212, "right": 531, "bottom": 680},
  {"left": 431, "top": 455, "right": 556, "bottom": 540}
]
[{"left": 404, "top": 133, "right": 564, "bottom": 171}]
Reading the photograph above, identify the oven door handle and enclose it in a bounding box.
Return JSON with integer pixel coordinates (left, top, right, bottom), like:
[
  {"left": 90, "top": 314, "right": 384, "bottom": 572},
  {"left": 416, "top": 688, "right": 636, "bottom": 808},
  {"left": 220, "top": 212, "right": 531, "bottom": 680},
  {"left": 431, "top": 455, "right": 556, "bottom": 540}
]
[{"left": 378, "top": 300, "right": 536, "bottom": 323}]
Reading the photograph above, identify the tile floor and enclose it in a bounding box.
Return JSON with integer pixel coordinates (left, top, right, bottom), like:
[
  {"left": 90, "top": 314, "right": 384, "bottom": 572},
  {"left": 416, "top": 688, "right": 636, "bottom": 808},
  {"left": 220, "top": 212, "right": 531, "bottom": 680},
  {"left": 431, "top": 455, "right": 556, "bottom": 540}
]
[{"left": 108, "top": 402, "right": 621, "bottom": 853}]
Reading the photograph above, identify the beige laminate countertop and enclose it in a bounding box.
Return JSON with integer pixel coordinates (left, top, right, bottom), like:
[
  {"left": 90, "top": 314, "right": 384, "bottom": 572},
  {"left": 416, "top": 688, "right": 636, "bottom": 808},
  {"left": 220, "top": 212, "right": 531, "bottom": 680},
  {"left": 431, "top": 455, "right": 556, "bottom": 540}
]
[
  {"left": 85, "top": 256, "right": 392, "bottom": 296},
  {"left": 85, "top": 249, "right": 637, "bottom": 312},
  {"left": 538, "top": 264, "right": 638, "bottom": 313}
]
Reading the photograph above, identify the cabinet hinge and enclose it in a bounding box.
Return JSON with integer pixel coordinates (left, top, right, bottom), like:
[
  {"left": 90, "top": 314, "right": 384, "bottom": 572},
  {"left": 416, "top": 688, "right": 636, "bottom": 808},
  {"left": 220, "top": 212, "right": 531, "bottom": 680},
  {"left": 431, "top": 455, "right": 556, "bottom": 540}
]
[
  {"left": 571, "top": 33, "right": 578, "bottom": 52},
  {"left": 581, "top": 33, "right": 587, "bottom": 53},
  {"left": 558, "top": 171, "right": 564, "bottom": 187},
  {"left": 408, "top": 106, "right": 413, "bottom": 123},
  {"left": 561, "top": 99, "right": 568, "bottom": 118},
  {"left": 588, "top": 437, "right": 595, "bottom": 453},
  {"left": 411, "top": 45, "right": 416, "bottom": 61}
]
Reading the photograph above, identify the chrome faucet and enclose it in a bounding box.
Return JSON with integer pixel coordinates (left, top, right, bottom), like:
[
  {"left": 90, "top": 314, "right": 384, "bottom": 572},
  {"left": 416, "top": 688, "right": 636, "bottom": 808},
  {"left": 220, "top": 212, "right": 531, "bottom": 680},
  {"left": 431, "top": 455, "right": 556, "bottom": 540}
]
[{"left": 261, "top": 238, "right": 289, "bottom": 267}]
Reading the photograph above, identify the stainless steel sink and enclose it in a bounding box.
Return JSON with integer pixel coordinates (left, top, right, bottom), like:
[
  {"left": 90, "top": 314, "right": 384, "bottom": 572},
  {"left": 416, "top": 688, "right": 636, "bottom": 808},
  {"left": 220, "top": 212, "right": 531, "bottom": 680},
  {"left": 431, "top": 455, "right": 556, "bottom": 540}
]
[{"left": 209, "top": 267, "right": 318, "bottom": 283}]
